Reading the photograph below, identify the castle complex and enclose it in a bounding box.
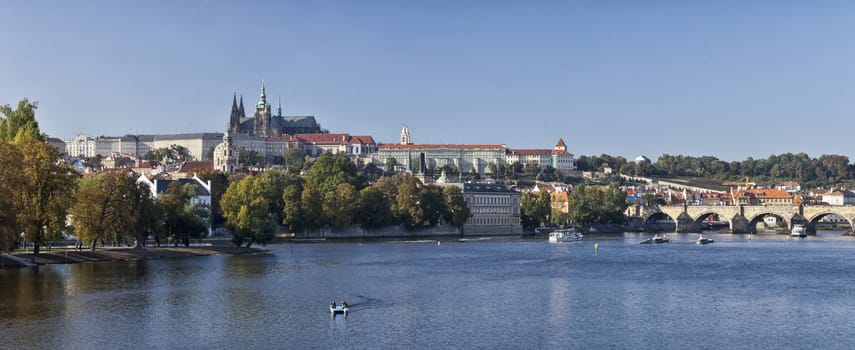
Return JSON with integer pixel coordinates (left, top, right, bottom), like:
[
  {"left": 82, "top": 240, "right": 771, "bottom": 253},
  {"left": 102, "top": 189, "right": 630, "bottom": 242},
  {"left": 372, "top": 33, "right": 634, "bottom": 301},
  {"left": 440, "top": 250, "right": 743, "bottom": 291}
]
[
  {"left": 228, "top": 82, "right": 322, "bottom": 137},
  {"left": 60, "top": 85, "right": 574, "bottom": 178}
]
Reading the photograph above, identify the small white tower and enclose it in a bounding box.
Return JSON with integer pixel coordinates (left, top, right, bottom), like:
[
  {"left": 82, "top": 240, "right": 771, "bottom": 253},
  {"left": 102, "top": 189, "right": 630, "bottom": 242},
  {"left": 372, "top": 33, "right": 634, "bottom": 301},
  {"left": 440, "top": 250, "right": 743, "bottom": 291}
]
[{"left": 400, "top": 125, "right": 411, "bottom": 145}]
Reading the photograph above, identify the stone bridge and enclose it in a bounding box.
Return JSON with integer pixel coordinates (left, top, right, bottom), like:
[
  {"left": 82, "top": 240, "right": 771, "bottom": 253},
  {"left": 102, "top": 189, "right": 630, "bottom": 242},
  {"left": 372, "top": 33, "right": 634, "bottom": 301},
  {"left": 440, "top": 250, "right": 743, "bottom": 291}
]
[{"left": 633, "top": 204, "right": 855, "bottom": 234}]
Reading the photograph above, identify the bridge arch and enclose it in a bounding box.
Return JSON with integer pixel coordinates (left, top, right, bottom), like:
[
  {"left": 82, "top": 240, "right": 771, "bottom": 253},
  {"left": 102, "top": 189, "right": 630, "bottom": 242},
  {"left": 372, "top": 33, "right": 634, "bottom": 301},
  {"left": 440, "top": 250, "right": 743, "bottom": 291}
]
[
  {"left": 644, "top": 212, "right": 676, "bottom": 232},
  {"left": 691, "top": 212, "right": 730, "bottom": 231},
  {"left": 806, "top": 212, "right": 853, "bottom": 235},
  {"left": 746, "top": 212, "right": 789, "bottom": 234}
]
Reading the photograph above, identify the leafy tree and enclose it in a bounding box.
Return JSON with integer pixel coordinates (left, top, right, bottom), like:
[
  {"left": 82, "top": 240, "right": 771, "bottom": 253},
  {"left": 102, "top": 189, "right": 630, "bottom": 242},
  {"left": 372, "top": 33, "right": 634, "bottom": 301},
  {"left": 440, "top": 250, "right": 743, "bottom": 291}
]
[
  {"left": 255, "top": 169, "right": 292, "bottom": 224},
  {"left": 360, "top": 162, "right": 384, "bottom": 184},
  {"left": 303, "top": 153, "right": 362, "bottom": 194},
  {"left": 160, "top": 182, "right": 210, "bottom": 247},
  {"left": 195, "top": 168, "right": 229, "bottom": 227},
  {"left": 568, "top": 183, "right": 627, "bottom": 227},
  {"left": 396, "top": 175, "right": 423, "bottom": 228},
  {"left": 356, "top": 186, "right": 392, "bottom": 229},
  {"left": 238, "top": 147, "right": 262, "bottom": 169},
  {"left": 71, "top": 173, "right": 156, "bottom": 249},
  {"left": 442, "top": 186, "right": 470, "bottom": 229},
  {"left": 322, "top": 183, "right": 357, "bottom": 230},
  {"left": 282, "top": 183, "right": 304, "bottom": 232},
  {"left": 221, "top": 176, "right": 275, "bottom": 247},
  {"left": 524, "top": 162, "right": 540, "bottom": 176},
  {"left": 127, "top": 182, "right": 162, "bottom": 248},
  {"left": 509, "top": 161, "right": 523, "bottom": 178},
  {"left": 300, "top": 185, "right": 324, "bottom": 232},
  {"left": 144, "top": 145, "right": 192, "bottom": 164},
  {"left": 284, "top": 148, "right": 306, "bottom": 174},
  {"left": 385, "top": 157, "right": 398, "bottom": 172},
  {"left": 0, "top": 142, "right": 23, "bottom": 251},
  {"left": 419, "top": 185, "right": 446, "bottom": 227},
  {"left": 0, "top": 98, "right": 42, "bottom": 143},
  {"left": 520, "top": 191, "right": 551, "bottom": 229},
  {"left": 17, "top": 140, "right": 79, "bottom": 254}
]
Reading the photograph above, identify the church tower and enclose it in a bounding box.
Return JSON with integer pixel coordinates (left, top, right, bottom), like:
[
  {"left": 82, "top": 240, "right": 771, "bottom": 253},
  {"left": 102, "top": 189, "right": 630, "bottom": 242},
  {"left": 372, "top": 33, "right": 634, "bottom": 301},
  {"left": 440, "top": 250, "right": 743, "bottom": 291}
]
[
  {"left": 400, "top": 125, "right": 410, "bottom": 145},
  {"left": 253, "top": 81, "right": 274, "bottom": 136},
  {"left": 214, "top": 129, "right": 239, "bottom": 174}
]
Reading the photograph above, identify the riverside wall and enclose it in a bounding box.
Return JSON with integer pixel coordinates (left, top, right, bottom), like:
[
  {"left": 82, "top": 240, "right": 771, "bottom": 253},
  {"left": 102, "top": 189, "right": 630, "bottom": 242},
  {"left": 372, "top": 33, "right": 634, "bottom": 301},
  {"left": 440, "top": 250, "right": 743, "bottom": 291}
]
[{"left": 300, "top": 224, "right": 523, "bottom": 239}]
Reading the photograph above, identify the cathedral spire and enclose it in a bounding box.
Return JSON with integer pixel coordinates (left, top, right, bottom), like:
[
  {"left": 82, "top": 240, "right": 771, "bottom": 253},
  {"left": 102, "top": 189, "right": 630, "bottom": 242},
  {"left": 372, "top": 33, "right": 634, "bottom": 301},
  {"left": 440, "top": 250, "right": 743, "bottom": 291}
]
[
  {"left": 256, "top": 80, "right": 267, "bottom": 109},
  {"left": 277, "top": 96, "right": 282, "bottom": 117},
  {"left": 238, "top": 94, "right": 245, "bottom": 118}
]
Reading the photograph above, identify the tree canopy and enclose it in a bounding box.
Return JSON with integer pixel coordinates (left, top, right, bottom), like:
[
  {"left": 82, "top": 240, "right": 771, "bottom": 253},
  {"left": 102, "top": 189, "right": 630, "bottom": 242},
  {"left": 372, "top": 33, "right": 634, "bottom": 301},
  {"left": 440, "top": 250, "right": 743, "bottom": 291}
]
[{"left": 0, "top": 98, "right": 42, "bottom": 143}]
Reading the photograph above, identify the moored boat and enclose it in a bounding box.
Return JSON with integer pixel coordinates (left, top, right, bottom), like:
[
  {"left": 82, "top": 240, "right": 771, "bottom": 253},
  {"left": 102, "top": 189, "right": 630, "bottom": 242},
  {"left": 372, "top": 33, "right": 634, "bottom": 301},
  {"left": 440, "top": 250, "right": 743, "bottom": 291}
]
[
  {"left": 696, "top": 234, "right": 714, "bottom": 245},
  {"left": 791, "top": 224, "right": 807, "bottom": 237},
  {"left": 640, "top": 234, "right": 670, "bottom": 244},
  {"left": 548, "top": 228, "right": 583, "bottom": 243}
]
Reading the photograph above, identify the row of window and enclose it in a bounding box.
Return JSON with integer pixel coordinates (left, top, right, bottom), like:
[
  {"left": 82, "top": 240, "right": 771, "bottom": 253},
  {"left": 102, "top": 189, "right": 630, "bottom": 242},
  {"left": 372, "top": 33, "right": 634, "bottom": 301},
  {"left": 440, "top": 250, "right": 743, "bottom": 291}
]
[{"left": 466, "top": 217, "right": 520, "bottom": 225}]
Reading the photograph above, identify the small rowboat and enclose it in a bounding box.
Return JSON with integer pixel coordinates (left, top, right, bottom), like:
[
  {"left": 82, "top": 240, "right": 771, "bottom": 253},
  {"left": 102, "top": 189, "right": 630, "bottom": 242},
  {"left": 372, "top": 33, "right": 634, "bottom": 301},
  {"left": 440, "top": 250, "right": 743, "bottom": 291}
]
[{"left": 330, "top": 305, "right": 348, "bottom": 315}]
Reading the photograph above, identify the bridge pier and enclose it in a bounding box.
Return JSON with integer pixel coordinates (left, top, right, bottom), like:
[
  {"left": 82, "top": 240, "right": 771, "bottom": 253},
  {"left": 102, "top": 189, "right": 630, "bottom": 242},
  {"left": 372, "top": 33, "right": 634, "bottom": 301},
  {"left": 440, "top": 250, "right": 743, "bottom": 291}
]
[
  {"left": 676, "top": 213, "right": 701, "bottom": 233},
  {"left": 730, "top": 215, "right": 751, "bottom": 233}
]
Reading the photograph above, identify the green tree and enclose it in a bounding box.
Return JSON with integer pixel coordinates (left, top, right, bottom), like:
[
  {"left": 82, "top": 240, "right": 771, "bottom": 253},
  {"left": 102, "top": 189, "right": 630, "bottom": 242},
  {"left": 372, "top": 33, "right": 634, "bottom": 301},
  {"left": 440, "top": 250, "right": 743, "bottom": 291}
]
[
  {"left": 419, "top": 185, "right": 446, "bottom": 227},
  {"left": 304, "top": 153, "right": 362, "bottom": 195},
  {"left": 385, "top": 157, "right": 398, "bottom": 172},
  {"left": 238, "top": 147, "right": 262, "bottom": 169},
  {"left": 70, "top": 173, "right": 158, "bottom": 249},
  {"left": 300, "top": 185, "right": 324, "bottom": 232},
  {"left": 255, "top": 169, "right": 291, "bottom": 224},
  {"left": 17, "top": 140, "right": 79, "bottom": 254},
  {"left": 282, "top": 183, "right": 304, "bottom": 232},
  {"left": 71, "top": 173, "right": 129, "bottom": 249},
  {"left": 396, "top": 176, "right": 423, "bottom": 228},
  {"left": 520, "top": 191, "right": 551, "bottom": 229},
  {"left": 284, "top": 148, "right": 306, "bottom": 174},
  {"left": 160, "top": 182, "right": 210, "bottom": 247},
  {"left": 221, "top": 176, "right": 276, "bottom": 247},
  {"left": 442, "top": 185, "right": 470, "bottom": 229},
  {"left": 0, "top": 98, "right": 43, "bottom": 143},
  {"left": 322, "top": 183, "right": 357, "bottom": 230},
  {"left": 356, "top": 186, "right": 392, "bottom": 229},
  {"left": 0, "top": 142, "right": 23, "bottom": 251}
]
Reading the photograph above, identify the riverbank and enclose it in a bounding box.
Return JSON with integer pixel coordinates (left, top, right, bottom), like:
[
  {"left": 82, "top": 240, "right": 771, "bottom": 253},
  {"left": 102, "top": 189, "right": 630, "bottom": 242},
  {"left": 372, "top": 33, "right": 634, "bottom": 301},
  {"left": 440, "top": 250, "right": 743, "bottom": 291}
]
[{"left": 0, "top": 246, "right": 265, "bottom": 268}]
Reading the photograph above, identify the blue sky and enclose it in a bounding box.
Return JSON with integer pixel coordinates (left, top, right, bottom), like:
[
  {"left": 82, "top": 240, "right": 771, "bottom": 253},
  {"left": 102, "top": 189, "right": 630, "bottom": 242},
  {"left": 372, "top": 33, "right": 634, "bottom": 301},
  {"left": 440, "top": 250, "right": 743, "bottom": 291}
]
[{"left": 1, "top": 1, "right": 853, "bottom": 161}]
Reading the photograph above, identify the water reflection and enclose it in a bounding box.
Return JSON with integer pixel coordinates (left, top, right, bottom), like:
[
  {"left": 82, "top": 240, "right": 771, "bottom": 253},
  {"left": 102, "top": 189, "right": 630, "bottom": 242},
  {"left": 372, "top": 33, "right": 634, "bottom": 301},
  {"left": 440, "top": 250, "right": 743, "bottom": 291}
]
[{"left": 0, "top": 266, "right": 67, "bottom": 320}]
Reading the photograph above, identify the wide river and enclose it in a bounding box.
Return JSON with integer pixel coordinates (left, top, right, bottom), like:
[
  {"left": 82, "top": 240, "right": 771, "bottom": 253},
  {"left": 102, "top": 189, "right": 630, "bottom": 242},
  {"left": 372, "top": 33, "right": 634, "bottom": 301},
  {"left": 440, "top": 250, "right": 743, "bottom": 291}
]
[{"left": 2, "top": 232, "right": 855, "bottom": 349}]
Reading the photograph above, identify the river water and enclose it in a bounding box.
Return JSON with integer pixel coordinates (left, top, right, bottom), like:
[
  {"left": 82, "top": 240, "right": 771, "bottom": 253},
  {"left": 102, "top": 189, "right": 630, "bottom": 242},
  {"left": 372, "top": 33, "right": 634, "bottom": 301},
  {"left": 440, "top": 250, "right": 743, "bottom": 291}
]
[{"left": 2, "top": 232, "right": 855, "bottom": 349}]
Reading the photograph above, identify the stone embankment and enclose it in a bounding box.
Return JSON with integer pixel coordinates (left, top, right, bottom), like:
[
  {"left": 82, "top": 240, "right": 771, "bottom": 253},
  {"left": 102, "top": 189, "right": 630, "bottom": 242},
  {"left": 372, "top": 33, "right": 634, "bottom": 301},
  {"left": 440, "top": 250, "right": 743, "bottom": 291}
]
[{"left": 0, "top": 246, "right": 263, "bottom": 268}]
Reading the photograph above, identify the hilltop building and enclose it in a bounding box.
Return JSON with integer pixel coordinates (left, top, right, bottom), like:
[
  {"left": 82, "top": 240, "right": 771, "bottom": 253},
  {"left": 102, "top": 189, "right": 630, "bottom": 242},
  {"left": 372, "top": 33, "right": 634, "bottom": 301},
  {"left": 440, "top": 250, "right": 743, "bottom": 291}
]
[
  {"left": 228, "top": 82, "right": 322, "bottom": 137},
  {"left": 375, "top": 128, "right": 575, "bottom": 175},
  {"left": 505, "top": 138, "right": 575, "bottom": 174}
]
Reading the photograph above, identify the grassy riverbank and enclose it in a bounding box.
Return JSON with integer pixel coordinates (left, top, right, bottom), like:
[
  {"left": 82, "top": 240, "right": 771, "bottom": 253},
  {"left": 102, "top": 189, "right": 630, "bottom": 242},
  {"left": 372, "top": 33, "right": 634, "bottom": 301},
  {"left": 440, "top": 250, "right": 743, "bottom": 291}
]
[{"left": 0, "top": 246, "right": 264, "bottom": 268}]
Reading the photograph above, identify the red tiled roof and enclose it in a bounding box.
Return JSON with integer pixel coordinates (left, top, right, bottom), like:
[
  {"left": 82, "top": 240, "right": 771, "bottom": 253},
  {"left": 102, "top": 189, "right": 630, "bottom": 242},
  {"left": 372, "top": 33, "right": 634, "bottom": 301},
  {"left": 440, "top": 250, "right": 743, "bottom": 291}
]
[
  {"left": 351, "top": 135, "right": 376, "bottom": 144},
  {"left": 555, "top": 138, "right": 566, "bottom": 148},
  {"left": 290, "top": 133, "right": 377, "bottom": 145},
  {"left": 379, "top": 144, "right": 506, "bottom": 150},
  {"left": 508, "top": 149, "right": 552, "bottom": 156}
]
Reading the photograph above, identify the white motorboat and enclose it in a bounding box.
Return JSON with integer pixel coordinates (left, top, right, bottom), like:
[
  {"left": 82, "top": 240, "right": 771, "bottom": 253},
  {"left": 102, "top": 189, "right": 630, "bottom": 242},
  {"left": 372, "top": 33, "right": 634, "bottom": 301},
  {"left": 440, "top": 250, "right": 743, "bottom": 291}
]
[
  {"left": 696, "top": 234, "right": 714, "bottom": 245},
  {"left": 330, "top": 305, "right": 348, "bottom": 315},
  {"left": 640, "top": 234, "right": 670, "bottom": 244},
  {"left": 549, "top": 228, "right": 583, "bottom": 243},
  {"left": 791, "top": 224, "right": 807, "bottom": 237}
]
